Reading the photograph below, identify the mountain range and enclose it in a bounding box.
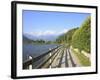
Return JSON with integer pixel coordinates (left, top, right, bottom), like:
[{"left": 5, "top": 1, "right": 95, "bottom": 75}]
[{"left": 23, "top": 33, "right": 58, "bottom": 41}]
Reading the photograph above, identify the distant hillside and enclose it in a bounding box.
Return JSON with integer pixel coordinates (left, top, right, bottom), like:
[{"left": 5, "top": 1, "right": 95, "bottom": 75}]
[
  {"left": 23, "top": 35, "right": 32, "bottom": 43},
  {"left": 23, "top": 35, "right": 30, "bottom": 41},
  {"left": 56, "top": 28, "right": 78, "bottom": 46},
  {"left": 23, "top": 35, "right": 47, "bottom": 44}
]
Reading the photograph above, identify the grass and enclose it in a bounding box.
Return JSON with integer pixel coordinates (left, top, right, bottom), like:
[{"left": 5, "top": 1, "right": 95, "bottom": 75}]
[{"left": 71, "top": 49, "right": 91, "bottom": 66}]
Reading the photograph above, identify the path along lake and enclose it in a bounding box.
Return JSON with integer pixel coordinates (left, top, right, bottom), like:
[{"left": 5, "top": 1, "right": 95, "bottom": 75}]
[{"left": 23, "top": 44, "right": 59, "bottom": 62}]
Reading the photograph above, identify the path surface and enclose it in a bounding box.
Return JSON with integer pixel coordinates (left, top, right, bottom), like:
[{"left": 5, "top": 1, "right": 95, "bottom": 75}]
[{"left": 51, "top": 47, "right": 82, "bottom": 68}]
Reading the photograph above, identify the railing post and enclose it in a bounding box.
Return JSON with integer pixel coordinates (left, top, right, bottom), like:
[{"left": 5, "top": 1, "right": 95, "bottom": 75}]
[
  {"left": 28, "top": 56, "right": 32, "bottom": 69},
  {"left": 49, "top": 48, "right": 52, "bottom": 68}
]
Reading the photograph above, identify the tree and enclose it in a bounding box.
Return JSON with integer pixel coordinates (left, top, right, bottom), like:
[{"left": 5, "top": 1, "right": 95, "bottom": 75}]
[
  {"left": 56, "top": 28, "right": 78, "bottom": 46},
  {"left": 72, "top": 16, "right": 91, "bottom": 53}
]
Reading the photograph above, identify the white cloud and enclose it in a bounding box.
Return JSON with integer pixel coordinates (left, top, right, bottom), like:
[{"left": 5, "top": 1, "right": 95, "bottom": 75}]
[
  {"left": 29, "top": 30, "right": 56, "bottom": 36},
  {"left": 42, "top": 30, "right": 56, "bottom": 35},
  {"left": 58, "top": 29, "right": 68, "bottom": 34},
  {"left": 27, "top": 29, "right": 68, "bottom": 36}
]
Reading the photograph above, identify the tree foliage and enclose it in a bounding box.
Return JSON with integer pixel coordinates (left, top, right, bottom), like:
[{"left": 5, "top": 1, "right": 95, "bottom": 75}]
[
  {"left": 72, "top": 16, "right": 91, "bottom": 53},
  {"left": 56, "top": 28, "right": 78, "bottom": 46}
]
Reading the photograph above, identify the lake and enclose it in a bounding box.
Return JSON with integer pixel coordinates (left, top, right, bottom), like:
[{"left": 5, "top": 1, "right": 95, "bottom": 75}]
[{"left": 23, "top": 44, "right": 59, "bottom": 62}]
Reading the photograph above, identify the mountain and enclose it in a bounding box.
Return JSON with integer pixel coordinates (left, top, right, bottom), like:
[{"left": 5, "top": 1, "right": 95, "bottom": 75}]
[
  {"left": 35, "top": 35, "right": 58, "bottom": 41},
  {"left": 23, "top": 33, "right": 58, "bottom": 41},
  {"left": 24, "top": 34, "right": 39, "bottom": 40},
  {"left": 23, "top": 35, "right": 32, "bottom": 43},
  {"left": 23, "top": 35, "right": 30, "bottom": 41}
]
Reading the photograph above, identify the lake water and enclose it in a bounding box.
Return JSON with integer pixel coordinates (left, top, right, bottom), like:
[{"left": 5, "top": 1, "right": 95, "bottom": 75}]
[{"left": 23, "top": 44, "right": 59, "bottom": 62}]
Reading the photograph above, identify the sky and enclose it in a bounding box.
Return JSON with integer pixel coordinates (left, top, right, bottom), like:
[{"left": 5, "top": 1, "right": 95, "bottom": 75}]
[{"left": 23, "top": 10, "right": 90, "bottom": 36}]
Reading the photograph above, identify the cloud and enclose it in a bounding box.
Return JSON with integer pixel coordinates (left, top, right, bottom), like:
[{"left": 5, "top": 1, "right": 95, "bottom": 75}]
[
  {"left": 58, "top": 29, "right": 68, "bottom": 34},
  {"left": 42, "top": 30, "right": 56, "bottom": 35},
  {"left": 29, "top": 30, "right": 56, "bottom": 36},
  {"left": 26, "top": 29, "right": 68, "bottom": 36}
]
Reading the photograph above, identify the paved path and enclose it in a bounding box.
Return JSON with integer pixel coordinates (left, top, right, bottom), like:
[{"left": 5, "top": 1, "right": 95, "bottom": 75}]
[{"left": 50, "top": 47, "right": 82, "bottom": 68}]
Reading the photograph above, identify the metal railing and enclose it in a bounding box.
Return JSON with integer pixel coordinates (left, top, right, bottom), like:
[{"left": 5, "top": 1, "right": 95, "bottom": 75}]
[{"left": 23, "top": 45, "right": 61, "bottom": 69}]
